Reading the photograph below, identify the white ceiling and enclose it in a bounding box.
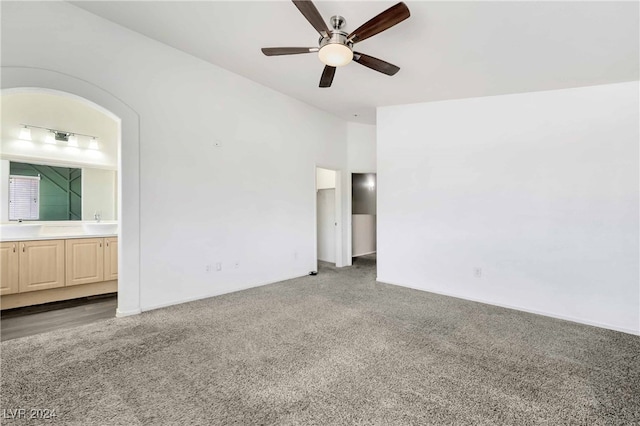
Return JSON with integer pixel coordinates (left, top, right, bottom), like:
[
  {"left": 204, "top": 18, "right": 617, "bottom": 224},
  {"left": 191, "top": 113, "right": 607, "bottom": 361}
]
[{"left": 71, "top": 1, "right": 639, "bottom": 124}]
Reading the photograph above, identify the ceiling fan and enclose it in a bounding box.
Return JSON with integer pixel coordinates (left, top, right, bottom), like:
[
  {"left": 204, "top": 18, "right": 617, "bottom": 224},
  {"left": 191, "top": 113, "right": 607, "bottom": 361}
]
[{"left": 261, "top": 1, "right": 410, "bottom": 88}]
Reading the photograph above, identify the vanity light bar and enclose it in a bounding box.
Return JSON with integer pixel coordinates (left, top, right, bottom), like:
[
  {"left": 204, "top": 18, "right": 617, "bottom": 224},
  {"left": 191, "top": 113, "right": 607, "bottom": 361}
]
[{"left": 19, "top": 124, "right": 99, "bottom": 149}]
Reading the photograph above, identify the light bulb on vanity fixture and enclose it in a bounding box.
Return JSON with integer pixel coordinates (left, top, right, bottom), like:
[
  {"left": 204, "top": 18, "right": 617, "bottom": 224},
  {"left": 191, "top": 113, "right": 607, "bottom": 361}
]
[
  {"left": 19, "top": 125, "right": 32, "bottom": 141},
  {"left": 18, "top": 124, "right": 100, "bottom": 150},
  {"left": 67, "top": 134, "right": 78, "bottom": 147},
  {"left": 88, "top": 137, "right": 99, "bottom": 150},
  {"left": 45, "top": 131, "right": 56, "bottom": 144}
]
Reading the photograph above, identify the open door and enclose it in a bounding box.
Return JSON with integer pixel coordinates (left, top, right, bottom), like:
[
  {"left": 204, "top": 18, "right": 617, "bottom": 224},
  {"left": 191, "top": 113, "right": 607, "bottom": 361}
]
[{"left": 315, "top": 167, "right": 342, "bottom": 271}]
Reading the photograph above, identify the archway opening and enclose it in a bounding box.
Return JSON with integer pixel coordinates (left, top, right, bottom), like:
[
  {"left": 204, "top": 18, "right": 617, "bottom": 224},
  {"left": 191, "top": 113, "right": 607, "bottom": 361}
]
[{"left": 1, "top": 66, "right": 141, "bottom": 319}]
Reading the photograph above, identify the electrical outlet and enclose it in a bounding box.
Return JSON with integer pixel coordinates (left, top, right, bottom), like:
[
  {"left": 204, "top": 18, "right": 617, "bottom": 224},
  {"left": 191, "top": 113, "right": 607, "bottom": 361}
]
[
  {"left": 474, "top": 267, "right": 482, "bottom": 278},
  {"left": 216, "top": 262, "right": 222, "bottom": 271},
  {"left": 233, "top": 262, "right": 239, "bottom": 269},
  {"left": 205, "top": 264, "right": 212, "bottom": 273}
]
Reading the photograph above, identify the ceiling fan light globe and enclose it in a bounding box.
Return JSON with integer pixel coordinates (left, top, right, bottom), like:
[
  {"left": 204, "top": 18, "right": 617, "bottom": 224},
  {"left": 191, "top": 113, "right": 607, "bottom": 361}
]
[{"left": 318, "top": 43, "right": 353, "bottom": 67}]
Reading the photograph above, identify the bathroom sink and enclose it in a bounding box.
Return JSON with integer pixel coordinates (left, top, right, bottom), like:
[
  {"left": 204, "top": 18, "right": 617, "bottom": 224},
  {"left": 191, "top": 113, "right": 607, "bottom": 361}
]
[
  {"left": 83, "top": 223, "right": 118, "bottom": 234},
  {"left": 1, "top": 224, "right": 43, "bottom": 239}
]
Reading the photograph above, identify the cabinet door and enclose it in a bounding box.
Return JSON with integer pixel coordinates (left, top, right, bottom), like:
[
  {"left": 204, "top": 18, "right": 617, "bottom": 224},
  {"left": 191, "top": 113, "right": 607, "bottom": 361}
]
[
  {"left": 104, "top": 237, "right": 118, "bottom": 281},
  {"left": 65, "top": 238, "right": 104, "bottom": 287},
  {"left": 0, "top": 242, "right": 20, "bottom": 295},
  {"left": 19, "top": 240, "right": 65, "bottom": 293}
]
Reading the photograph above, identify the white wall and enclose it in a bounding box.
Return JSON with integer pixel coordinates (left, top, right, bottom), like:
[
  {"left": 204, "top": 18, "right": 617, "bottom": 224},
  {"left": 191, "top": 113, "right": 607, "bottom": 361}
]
[
  {"left": 347, "top": 122, "right": 376, "bottom": 172},
  {"left": 82, "top": 168, "right": 117, "bottom": 221},
  {"left": 1, "top": 1, "right": 349, "bottom": 311},
  {"left": 316, "top": 167, "right": 336, "bottom": 190},
  {"left": 378, "top": 82, "right": 639, "bottom": 334}
]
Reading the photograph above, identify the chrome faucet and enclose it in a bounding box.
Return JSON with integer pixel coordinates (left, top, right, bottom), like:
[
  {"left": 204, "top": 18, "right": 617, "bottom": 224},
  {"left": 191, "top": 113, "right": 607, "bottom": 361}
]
[{"left": 94, "top": 211, "right": 101, "bottom": 223}]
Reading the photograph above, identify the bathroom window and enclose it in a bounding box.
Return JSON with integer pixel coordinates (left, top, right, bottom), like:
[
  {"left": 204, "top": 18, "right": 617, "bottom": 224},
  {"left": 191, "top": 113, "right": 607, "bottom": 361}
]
[{"left": 9, "top": 175, "right": 40, "bottom": 221}]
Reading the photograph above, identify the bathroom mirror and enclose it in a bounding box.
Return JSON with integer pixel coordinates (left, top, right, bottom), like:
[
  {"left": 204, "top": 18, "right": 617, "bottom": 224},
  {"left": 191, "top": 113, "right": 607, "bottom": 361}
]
[
  {"left": 3, "top": 160, "right": 117, "bottom": 222},
  {"left": 9, "top": 161, "right": 82, "bottom": 220}
]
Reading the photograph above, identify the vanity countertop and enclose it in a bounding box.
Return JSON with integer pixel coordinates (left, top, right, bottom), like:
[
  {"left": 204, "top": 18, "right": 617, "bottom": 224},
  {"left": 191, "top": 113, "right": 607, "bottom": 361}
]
[
  {"left": 0, "top": 222, "right": 118, "bottom": 242},
  {"left": 2, "top": 233, "right": 118, "bottom": 242}
]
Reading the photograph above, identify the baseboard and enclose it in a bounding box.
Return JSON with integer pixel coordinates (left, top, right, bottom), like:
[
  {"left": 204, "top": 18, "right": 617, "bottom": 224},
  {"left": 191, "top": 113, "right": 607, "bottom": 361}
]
[
  {"left": 115, "top": 307, "right": 142, "bottom": 317},
  {"left": 1, "top": 280, "right": 118, "bottom": 310},
  {"left": 376, "top": 277, "right": 640, "bottom": 336},
  {"left": 353, "top": 251, "right": 376, "bottom": 257},
  {"left": 141, "top": 272, "right": 310, "bottom": 313}
]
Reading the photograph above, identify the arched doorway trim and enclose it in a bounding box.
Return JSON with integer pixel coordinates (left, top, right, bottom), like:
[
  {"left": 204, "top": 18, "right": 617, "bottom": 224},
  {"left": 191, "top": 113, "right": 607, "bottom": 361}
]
[{"left": 2, "top": 66, "right": 141, "bottom": 316}]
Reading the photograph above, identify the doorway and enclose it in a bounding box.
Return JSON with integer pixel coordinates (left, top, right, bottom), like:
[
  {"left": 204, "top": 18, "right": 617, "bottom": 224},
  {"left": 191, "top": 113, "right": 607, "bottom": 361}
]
[
  {"left": 316, "top": 167, "right": 341, "bottom": 270},
  {"left": 351, "top": 173, "right": 376, "bottom": 265}
]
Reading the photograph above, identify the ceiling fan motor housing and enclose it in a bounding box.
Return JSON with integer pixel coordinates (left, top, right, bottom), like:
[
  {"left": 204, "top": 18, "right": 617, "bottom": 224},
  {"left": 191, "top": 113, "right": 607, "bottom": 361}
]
[
  {"left": 318, "top": 14, "right": 352, "bottom": 54},
  {"left": 318, "top": 30, "right": 354, "bottom": 66},
  {"left": 319, "top": 30, "right": 352, "bottom": 50}
]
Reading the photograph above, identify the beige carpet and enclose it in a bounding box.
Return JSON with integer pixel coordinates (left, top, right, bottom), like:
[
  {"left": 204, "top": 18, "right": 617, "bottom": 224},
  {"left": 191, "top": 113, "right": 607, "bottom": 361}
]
[{"left": 1, "top": 257, "right": 639, "bottom": 425}]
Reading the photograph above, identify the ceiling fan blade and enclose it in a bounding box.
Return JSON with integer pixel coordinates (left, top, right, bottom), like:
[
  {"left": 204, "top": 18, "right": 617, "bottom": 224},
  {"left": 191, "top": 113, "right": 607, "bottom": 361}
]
[
  {"left": 347, "top": 2, "right": 410, "bottom": 44},
  {"left": 319, "top": 65, "right": 336, "bottom": 88},
  {"left": 262, "top": 47, "right": 318, "bottom": 56},
  {"left": 353, "top": 52, "right": 400, "bottom": 76},
  {"left": 292, "top": 0, "right": 331, "bottom": 37}
]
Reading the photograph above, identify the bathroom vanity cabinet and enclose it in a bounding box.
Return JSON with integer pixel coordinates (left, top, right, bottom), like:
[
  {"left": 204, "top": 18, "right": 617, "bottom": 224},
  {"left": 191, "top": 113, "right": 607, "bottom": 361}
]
[
  {"left": 0, "top": 236, "right": 117, "bottom": 309},
  {"left": 66, "top": 237, "right": 118, "bottom": 285}
]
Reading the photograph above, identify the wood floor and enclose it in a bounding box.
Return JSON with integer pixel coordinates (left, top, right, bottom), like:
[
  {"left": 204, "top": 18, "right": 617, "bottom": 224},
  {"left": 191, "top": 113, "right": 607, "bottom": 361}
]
[{"left": 1, "top": 294, "right": 117, "bottom": 342}]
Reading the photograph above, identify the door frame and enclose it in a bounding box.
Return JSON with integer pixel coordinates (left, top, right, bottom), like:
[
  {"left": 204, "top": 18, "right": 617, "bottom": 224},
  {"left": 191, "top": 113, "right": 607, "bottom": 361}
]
[{"left": 314, "top": 165, "right": 344, "bottom": 269}]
